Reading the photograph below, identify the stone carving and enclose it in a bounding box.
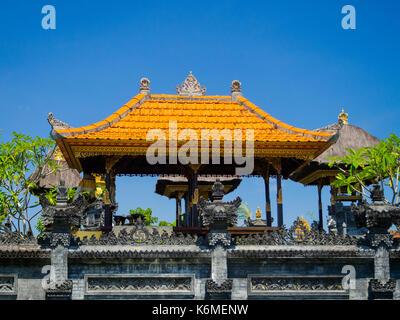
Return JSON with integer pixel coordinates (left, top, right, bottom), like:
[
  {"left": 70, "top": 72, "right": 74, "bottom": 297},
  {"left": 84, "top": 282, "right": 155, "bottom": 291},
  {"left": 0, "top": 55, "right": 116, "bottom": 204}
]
[
  {"left": 369, "top": 279, "right": 396, "bottom": 293},
  {"left": 45, "top": 279, "right": 73, "bottom": 298},
  {"left": 47, "top": 112, "right": 72, "bottom": 130},
  {"left": 176, "top": 72, "right": 206, "bottom": 96},
  {"left": 250, "top": 277, "right": 343, "bottom": 291},
  {"left": 327, "top": 216, "right": 338, "bottom": 234},
  {"left": 39, "top": 181, "right": 86, "bottom": 248},
  {"left": 0, "top": 232, "right": 37, "bottom": 246},
  {"left": 205, "top": 279, "right": 233, "bottom": 293},
  {"left": 139, "top": 78, "right": 150, "bottom": 94},
  {"left": 231, "top": 80, "right": 243, "bottom": 98},
  {"left": 87, "top": 277, "right": 192, "bottom": 292},
  {"left": 352, "top": 184, "right": 400, "bottom": 235},
  {"left": 233, "top": 219, "right": 360, "bottom": 246},
  {"left": 77, "top": 223, "right": 203, "bottom": 246},
  {"left": 49, "top": 233, "right": 71, "bottom": 248},
  {"left": 198, "top": 179, "right": 241, "bottom": 247},
  {"left": 368, "top": 233, "right": 394, "bottom": 248},
  {"left": 199, "top": 180, "right": 241, "bottom": 228},
  {"left": 82, "top": 199, "right": 106, "bottom": 231},
  {"left": 207, "top": 231, "right": 231, "bottom": 247},
  {"left": 0, "top": 276, "right": 15, "bottom": 293}
]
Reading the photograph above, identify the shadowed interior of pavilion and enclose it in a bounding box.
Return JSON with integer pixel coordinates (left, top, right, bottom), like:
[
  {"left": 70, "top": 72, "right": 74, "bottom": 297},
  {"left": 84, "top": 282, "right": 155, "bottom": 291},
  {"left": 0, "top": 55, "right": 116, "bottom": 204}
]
[{"left": 46, "top": 73, "right": 342, "bottom": 236}]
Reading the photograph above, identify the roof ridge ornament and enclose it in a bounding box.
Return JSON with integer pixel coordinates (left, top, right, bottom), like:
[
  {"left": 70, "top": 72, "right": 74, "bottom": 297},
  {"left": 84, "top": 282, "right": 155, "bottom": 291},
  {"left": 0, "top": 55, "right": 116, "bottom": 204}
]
[
  {"left": 139, "top": 78, "right": 150, "bottom": 95},
  {"left": 338, "top": 108, "right": 349, "bottom": 125},
  {"left": 231, "top": 80, "right": 243, "bottom": 99},
  {"left": 47, "top": 112, "right": 72, "bottom": 130},
  {"left": 176, "top": 72, "right": 206, "bottom": 96}
]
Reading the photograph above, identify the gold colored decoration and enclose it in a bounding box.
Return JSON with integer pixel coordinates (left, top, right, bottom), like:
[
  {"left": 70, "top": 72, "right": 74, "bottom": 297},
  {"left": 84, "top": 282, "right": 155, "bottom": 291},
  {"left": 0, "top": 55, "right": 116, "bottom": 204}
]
[
  {"left": 104, "top": 189, "right": 111, "bottom": 205},
  {"left": 338, "top": 109, "right": 349, "bottom": 124},
  {"left": 295, "top": 217, "right": 311, "bottom": 242},
  {"left": 192, "top": 188, "right": 199, "bottom": 204},
  {"left": 255, "top": 206, "right": 262, "bottom": 220},
  {"left": 95, "top": 187, "right": 103, "bottom": 198},
  {"left": 277, "top": 189, "right": 282, "bottom": 204},
  {"left": 105, "top": 156, "right": 121, "bottom": 173},
  {"left": 53, "top": 146, "right": 65, "bottom": 161}
]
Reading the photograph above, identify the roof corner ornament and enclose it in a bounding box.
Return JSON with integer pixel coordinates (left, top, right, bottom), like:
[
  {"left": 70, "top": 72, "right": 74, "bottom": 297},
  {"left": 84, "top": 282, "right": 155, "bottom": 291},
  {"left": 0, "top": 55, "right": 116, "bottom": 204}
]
[
  {"left": 231, "top": 80, "right": 243, "bottom": 99},
  {"left": 338, "top": 108, "right": 349, "bottom": 125},
  {"left": 139, "top": 78, "right": 150, "bottom": 95},
  {"left": 176, "top": 72, "right": 206, "bottom": 96},
  {"left": 47, "top": 113, "right": 72, "bottom": 130}
]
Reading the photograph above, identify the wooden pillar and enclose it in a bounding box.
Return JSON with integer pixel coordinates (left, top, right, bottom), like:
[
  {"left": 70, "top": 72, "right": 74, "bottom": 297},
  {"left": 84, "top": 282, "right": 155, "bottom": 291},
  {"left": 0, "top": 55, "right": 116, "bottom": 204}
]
[
  {"left": 262, "top": 168, "right": 272, "bottom": 227},
  {"left": 277, "top": 174, "right": 283, "bottom": 227},
  {"left": 178, "top": 197, "right": 182, "bottom": 227},
  {"left": 104, "top": 172, "right": 112, "bottom": 231},
  {"left": 103, "top": 156, "right": 120, "bottom": 232},
  {"left": 192, "top": 171, "right": 199, "bottom": 227},
  {"left": 318, "top": 181, "right": 323, "bottom": 231},
  {"left": 175, "top": 197, "right": 180, "bottom": 227},
  {"left": 187, "top": 176, "right": 192, "bottom": 227}
]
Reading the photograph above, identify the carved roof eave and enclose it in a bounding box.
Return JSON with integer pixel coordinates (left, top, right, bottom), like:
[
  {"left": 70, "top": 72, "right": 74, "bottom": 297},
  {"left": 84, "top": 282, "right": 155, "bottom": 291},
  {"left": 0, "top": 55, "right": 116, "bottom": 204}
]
[
  {"left": 68, "top": 246, "right": 211, "bottom": 259},
  {"left": 228, "top": 246, "right": 375, "bottom": 258},
  {"left": 0, "top": 246, "right": 51, "bottom": 259}
]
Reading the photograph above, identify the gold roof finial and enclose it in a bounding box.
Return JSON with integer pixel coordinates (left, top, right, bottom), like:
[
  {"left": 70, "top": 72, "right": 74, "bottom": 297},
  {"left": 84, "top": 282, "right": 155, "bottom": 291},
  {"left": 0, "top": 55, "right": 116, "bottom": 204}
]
[
  {"left": 338, "top": 109, "right": 349, "bottom": 124},
  {"left": 255, "top": 206, "right": 262, "bottom": 220}
]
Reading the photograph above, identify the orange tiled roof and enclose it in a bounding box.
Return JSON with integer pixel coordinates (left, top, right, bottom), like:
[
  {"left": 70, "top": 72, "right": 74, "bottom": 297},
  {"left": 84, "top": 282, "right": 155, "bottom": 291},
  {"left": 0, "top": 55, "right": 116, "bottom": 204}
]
[{"left": 55, "top": 94, "right": 333, "bottom": 143}]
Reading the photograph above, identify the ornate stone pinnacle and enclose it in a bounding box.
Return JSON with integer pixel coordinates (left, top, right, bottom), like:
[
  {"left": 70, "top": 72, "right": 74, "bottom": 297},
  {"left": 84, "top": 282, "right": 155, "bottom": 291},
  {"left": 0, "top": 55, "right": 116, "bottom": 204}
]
[
  {"left": 231, "top": 80, "right": 242, "bottom": 99},
  {"left": 176, "top": 72, "right": 206, "bottom": 96},
  {"left": 139, "top": 78, "right": 150, "bottom": 95},
  {"left": 211, "top": 179, "right": 224, "bottom": 201}
]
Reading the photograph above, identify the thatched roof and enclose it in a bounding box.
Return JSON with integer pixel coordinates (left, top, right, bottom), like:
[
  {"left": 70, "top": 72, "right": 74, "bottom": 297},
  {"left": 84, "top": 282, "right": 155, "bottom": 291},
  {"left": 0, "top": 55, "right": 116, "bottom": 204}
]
[
  {"left": 290, "top": 111, "right": 380, "bottom": 185},
  {"left": 313, "top": 121, "right": 380, "bottom": 164},
  {"left": 29, "top": 147, "right": 82, "bottom": 189},
  {"left": 155, "top": 175, "right": 242, "bottom": 198}
]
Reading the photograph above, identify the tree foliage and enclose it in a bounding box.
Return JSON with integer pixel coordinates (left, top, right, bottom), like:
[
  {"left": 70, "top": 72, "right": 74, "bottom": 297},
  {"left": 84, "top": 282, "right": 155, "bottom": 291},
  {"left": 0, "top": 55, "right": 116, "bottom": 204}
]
[
  {"left": 328, "top": 133, "right": 400, "bottom": 205},
  {"left": 129, "top": 207, "right": 158, "bottom": 226},
  {"left": 0, "top": 133, "right": 57, "bottom": 235}
]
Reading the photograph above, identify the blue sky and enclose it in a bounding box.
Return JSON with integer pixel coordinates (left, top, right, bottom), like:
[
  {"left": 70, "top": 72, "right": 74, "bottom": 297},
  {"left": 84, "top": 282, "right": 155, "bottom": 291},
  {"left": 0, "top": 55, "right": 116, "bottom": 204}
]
[{"left": 1, "top": 0, "right": 399, "bottom": 230}]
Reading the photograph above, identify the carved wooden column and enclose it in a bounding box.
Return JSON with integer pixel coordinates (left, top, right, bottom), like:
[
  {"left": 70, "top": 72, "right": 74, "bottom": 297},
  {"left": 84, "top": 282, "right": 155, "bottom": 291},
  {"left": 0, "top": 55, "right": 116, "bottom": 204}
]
[
  {"left": 177, "top": 192, "right": 184, "bottom": 227},
  {"left": 261, "top": 164, "right": 272, "bottom": 227},
  {"left": 104, "top": 157, "right": 120, "bottom": 232},
  {"left": 318, "top": 181, "right": 323, "bottom": 231},
  {"left": 104, "top": 172, "right": 112, "bottom": 231},
  {"left": 276, "top": 174, "right": 283, "bottom": 227},
  {"left": 192, "top": 170, "right": 199, "bottom": 227}
]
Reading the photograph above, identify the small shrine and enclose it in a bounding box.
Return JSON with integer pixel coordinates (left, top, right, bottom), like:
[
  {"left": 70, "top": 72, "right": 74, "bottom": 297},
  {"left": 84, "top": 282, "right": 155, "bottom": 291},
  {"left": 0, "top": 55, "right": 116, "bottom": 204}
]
[{"left": 290, "top": 110, "right": 380, "bottom": 233}]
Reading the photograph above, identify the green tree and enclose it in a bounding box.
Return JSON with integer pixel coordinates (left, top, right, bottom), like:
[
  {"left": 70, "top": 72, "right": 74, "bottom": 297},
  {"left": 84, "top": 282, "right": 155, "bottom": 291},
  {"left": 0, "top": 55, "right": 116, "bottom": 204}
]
[
  {"left": 129, "top": 207, "right": 157, "bottom": 226},
  {"left": 237, "top": 203, "right": 252, "bottom": 226},
  {"left": 158, "top": 220, "right": 175, "bottom": 227},
  {"left": 0, "top": 133, "right": 56, "bottom": 236},
  {"left": 328, "top": 133, "right": 400, "bottom": 205}
]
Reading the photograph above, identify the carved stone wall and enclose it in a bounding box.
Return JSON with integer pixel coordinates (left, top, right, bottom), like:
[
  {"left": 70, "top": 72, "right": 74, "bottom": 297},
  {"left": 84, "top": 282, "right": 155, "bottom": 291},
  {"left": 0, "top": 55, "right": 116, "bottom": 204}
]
[{"left": 84, "top": 274, "right": 195, "bottom": 297}]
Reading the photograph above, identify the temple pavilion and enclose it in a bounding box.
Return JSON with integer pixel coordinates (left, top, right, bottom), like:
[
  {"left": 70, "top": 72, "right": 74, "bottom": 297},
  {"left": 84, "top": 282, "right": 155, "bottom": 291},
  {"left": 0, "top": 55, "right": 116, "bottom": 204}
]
[
  {"left": 47, "top": 72, "right": 336, "bottom": 232},
  {"left": 291, "top": 110, "right": 380, "bottom": 233}
]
